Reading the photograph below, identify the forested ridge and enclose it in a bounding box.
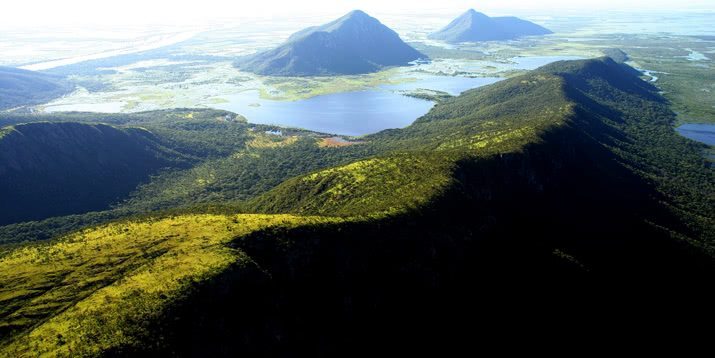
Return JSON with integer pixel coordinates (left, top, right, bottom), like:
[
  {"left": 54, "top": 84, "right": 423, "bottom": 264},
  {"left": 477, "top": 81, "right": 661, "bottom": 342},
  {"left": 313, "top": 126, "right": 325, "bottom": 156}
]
[{"left": 1, "top": 58, "right": 713, "bottom": 356}]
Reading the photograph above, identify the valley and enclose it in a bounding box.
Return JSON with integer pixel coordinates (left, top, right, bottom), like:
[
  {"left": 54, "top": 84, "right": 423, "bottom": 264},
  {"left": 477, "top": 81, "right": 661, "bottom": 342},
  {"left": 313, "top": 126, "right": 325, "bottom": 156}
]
[{"left": 0, "top": 5, "right": 714, "bottom": 356}]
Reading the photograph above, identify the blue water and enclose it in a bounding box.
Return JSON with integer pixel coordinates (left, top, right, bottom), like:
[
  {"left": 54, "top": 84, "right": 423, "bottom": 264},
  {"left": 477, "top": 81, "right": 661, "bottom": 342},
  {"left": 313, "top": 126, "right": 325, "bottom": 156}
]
[
  {"left": 216, "top": 90, "right": 434, "bottom": 136},
  {"left": 508, "top": 56, "right": 584, "bottom": 70},
  {"left": 677, "top": 123, "right": 715, "bottom": 146},
  {"left": 212, "top": 57, "right": 594, "bottom": 136},
  {"left": 214, "top": 76, "right": 501, "bottom": 136},
  {"left": 382, "top": 76, "right": 502, "bottom": 95}
]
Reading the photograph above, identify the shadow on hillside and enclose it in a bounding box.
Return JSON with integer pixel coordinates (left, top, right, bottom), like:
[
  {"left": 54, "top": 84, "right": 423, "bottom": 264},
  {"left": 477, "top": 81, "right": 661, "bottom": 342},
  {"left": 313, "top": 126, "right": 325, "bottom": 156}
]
[{"left": 128, "top": 122, "right": 714, "bottom": 357}]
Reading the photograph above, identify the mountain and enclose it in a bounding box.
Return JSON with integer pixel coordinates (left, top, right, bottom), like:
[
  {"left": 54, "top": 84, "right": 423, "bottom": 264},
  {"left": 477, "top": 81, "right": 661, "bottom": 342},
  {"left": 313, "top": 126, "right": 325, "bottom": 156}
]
[
  {"left": 1, "top": 58, "right": 713, "bottom": 356},
  {"left": 235, "top": 10, "right": 425, "bottom": 76},
  {"left": 0, "top": 66, "right": 73, "bottom": 110},
  {"left": 429, "top": 9, "right": 553, "bottom": 43},
  {"left": 602, "top": 48, "right": 630, "bottom": 63}
]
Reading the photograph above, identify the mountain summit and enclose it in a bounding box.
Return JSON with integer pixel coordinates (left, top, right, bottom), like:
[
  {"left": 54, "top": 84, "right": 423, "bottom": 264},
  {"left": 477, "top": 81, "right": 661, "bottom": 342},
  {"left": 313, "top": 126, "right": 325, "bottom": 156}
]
[
  {"left": 236, "top": 10, "right": 425, "bottom": 76},
  {"left": 429, "top": 9, "right": 552, "bottom": 43}
]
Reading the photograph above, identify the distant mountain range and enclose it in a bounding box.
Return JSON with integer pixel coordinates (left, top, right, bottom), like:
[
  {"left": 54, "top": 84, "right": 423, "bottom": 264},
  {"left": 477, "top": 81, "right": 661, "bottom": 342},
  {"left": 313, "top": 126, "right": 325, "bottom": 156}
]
[
  {"left": 236, "top": 10, "right": 425, "bottom": 76},
  {"left": 429, "top": 9, "right": 552, "bottom": 43},
  {"left": 0, "top": 66, "right": 72, "bottom": 110}
]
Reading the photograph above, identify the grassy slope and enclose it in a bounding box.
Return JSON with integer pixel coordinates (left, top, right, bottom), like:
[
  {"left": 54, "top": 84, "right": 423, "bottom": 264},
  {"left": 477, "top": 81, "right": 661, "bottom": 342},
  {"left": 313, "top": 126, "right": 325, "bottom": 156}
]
[
  {"left": 0, "top": 214, "right": 342, "bottom": 356},
  {"left": 249, "top": 71, "right": 573, "bottom": 216},
  {"left": 252, "top": 58, "right": 713, "bottom": 245},
  {"left": 0, "top": 69, "right": 576, "bottom": 356},
  {"left": 0, "top": 58, "right": 713, "bottom": 355}
]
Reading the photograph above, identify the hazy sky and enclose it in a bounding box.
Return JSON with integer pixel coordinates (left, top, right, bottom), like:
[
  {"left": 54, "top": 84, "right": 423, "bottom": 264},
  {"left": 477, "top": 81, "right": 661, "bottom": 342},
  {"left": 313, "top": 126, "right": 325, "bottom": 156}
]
[{"left": 4, "top": 0, "right": 715, "bottom": 27}]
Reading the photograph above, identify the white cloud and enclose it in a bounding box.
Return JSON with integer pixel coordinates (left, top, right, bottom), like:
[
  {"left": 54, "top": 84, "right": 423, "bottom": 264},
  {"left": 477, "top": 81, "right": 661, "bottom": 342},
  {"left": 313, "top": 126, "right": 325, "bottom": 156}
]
[{"left": 1, "top": 0, "right": 713, "bottom": 27}]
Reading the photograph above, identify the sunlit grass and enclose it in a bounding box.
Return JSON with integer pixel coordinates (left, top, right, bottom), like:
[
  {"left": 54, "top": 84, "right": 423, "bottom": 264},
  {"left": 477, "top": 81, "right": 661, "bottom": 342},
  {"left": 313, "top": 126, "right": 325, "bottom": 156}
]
[
  {"left": 251, "top": 153, "right": 456, "bottom": 217},
  {"left": 247, "top": 133, "right": 299, "bottom": 148},
  {"left": 0, "top": 214, "right": 341, "bottom": 356}
]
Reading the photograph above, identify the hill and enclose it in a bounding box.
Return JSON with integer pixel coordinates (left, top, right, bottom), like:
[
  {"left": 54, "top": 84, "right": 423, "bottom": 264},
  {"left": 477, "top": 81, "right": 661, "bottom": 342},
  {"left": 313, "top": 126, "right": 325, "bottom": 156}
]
[
  {"left": 0, "top": 109, "right": 337, "bottom": 239},
  {"left": 235, "top": 10, "right": 425, "bottom": 76},
  {"left": 0, "top": 66, "right": 73, "bottom": 110},
  {"left": 0, "top": 122, "right": 191, "bottom": 225},
  {"left": 429, "top": 9, "right": 553, "bottom": 43},
  {"left": 0, "top": 109, "right": 325, "bottom": 229},
  {"left": 1, "top": 58, "right": 713, "bottom": 355}
]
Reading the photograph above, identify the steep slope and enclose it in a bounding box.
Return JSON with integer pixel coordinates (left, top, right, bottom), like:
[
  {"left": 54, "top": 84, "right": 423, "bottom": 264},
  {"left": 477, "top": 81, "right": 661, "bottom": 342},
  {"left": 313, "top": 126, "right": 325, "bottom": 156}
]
[
  {"left": 0, "top": 122, "right": 188, "bottom": 225},
  {"left": 0, "top": 66, "right": 73, "bottom": 110},
  {"left": 251, "top": 57, "right": 714, "bottom": 265},
  {"left": 250, "top": 70, "right": 573, "bottom": 215},
  {"left": 1, "top": 58, "right": 713, "bottom": 356},
  {"left": 0, "top": 214, "right": 341, "bottom": 356},
  {"left": 236, "top": 10, "right": 425, "bottom": 76},
  {"left": 429, "top": 9, "right": 553, "bottom": 43}
]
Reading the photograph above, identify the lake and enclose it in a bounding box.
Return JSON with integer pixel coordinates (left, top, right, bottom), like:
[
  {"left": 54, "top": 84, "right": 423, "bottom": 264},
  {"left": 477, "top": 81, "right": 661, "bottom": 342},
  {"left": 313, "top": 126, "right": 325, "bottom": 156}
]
[
  {"left": 217, "top": 90, "right": 435, "bottom": 136},
  {"left": 214, "top": 76, "right": 502, "bottom": 136},
  {"left": 41, "top": 56, "right": 586, "bottom": 136},
  {"left": 508, "top": 56, "right": 584, "bottom": 70},
  {"left": 677, "top": 123, "right": 715, "bottom": 146},
  {"left": 381, "top": 76, "right": 501, "bottom": 95}
]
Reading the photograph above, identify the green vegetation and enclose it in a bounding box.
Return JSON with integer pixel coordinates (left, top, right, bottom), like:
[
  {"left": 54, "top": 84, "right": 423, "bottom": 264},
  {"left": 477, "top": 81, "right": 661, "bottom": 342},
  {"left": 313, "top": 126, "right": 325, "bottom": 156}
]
[
  {"left": 401, "top": 89, "right": 454, "bottom": 102},
  {"left": 258, "top": 69, "right": 417, "bottom": 101},
  {"left": 250, "top": 153, "right": 455, "bottom": 216},
  {"left": 1, "top": 109, "right": 256, "bottom": 158},
  {"left": 0, "top": 214, "right": 341, "bottom": 356},
  {"left": 0, "top": 122, "right": 189, "bottom": 225},
  {"left": 644, "top": 61, "right": 714, "bottom": 125},
  {"left": 248, "top": 71, "right": 575, "bottom": 216},
  {"left": 0, "top": 58, "right": 713, "bottom": 356},
  {"left": 0, "top": 66, "right": 73, "bottom": 110},
  {"left": 117, "top": 138, "right": 371, "bottom": 213},
  {"left": 465, "top": 33, "right": 715, "bottom": 124},
  {"left": 0, "top": 126, "right": 14, "bottom": 139},
  {"left": 601, "top": 48, "right": 629, "bottom": 63},
  {"left": 409, "top": 43, "right": 488, "bottom": 60},
  {"left": 0, "top": 109, "right": 326, "bottom": 228},
  {"left": 610, "top": 36, "right": 715, "bottom": 124}
]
